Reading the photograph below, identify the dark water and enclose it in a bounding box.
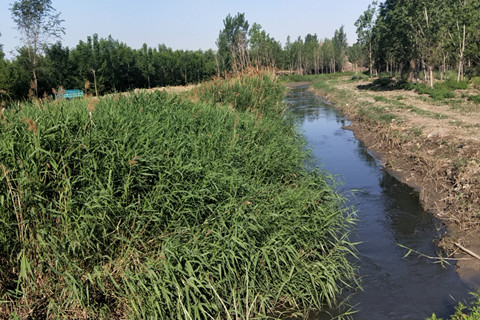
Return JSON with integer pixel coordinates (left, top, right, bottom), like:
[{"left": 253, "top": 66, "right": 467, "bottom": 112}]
[{"left": 286, "top": 86, "right": 472, "bottom": 320}]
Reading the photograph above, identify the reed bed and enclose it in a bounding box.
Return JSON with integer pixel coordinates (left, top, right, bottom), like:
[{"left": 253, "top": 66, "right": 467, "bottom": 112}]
[
  {"left": 194, "top": 69, "right": 286, "bottom": 115},
  {"left": 0, "top": 73, "right": 357, "bottom": 319}
]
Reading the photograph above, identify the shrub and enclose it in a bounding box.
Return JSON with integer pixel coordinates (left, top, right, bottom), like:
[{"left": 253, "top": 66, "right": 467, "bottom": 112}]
[
  {"left": 469, "top": 94, "right": 480, "bottom": 104},
  {"left": 414, "top": 83, "right": 456, "bottom": 100}
]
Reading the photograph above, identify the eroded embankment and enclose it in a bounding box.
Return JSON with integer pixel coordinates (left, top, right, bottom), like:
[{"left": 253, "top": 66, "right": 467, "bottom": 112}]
[{"left": 305, "top": 75, "right": 480, "bottom": 286}]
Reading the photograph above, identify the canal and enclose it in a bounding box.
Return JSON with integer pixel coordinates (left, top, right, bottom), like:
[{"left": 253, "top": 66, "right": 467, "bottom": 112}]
[{"left": 286, "top": 85, "right": 472, "bottom": 319}]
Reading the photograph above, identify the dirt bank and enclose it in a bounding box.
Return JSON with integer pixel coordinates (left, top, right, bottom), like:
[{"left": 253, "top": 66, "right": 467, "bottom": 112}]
[{"left": 305, "top": 76, "right": 480, "bottom": 288}]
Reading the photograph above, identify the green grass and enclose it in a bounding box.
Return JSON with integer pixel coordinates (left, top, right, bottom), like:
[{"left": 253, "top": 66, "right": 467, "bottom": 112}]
[
  {"left": 428, "top": 290, "right": 480, "bottom": 320},
  {"left": 195, "top": 70, "right": 286, "bottom": 115},
  {"left": 469, "top": 94, "right": 480, "bottom": 104},
  {"left": 0, "top": 73, "right": 357, "bottom": 319}
]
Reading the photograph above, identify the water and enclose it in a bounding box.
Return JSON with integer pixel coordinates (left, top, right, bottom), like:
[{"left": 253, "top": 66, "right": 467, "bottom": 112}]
[{"left": 286, "top": 86, "right": 472, "bottom": 320}]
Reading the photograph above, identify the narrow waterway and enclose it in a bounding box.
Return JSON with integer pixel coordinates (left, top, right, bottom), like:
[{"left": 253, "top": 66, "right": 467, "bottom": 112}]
[{"left": 286, "top": 85, "right": 472, "bottom": 320}]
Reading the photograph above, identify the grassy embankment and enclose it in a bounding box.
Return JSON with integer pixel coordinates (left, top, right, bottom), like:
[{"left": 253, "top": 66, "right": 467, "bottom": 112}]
[{"left": 0, "top": 71, "right": 357, "bottom": 319}]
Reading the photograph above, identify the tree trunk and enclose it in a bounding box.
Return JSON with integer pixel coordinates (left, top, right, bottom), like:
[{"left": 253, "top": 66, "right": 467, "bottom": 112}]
[
  {"left": 92, "top": 69, "right": 98, "bottom": 96},
  {"left": 33, "top": 69, "right": 38, "bottom": 98},
  {"left": 457, "top": 24, "right": 466, "bottom": 82},
  {"left": 368, "top": 41, "right": 373, "bottom": 77},
  {"left": 428, "top": 65, "right": 434, "bottom": 89}
]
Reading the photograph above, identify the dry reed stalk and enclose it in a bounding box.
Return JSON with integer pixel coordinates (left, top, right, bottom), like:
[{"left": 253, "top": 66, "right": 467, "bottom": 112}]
[{"left": 23, "top": 118, "right": 37, "bottom": 134}]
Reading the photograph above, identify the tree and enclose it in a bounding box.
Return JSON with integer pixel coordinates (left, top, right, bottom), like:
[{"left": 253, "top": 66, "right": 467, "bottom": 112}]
[
  {"left": 333, "top": 26, "right": 348, "bottom": 72},
  {"left": 248, "top": 23, "right": 281, "bottom": 69},
  {"left": 44, "top": 42, "right": 74, "bottom": 89},
  {"left": 10, "top": 0, "right": 64, "bottom": 97},
  {"left": 348, "top": 43, "right": 364, "bottom": 72},
  {"left": 0, "top": 33, "right": 4, "bottom": 60},
  {"left": 355, "top": 1, "right": 377, "bottom": 75},
  {"left": 216, "top": 13, "right": 249, "bottom": 74}
]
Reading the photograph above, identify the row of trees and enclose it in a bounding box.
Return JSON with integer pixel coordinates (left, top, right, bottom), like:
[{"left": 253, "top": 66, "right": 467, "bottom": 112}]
[
  {"left": 0, "top": 2, "right": 351, "bottom": 101},
  {"left": 0, "top": 35, "right": 218, "bottom": 100},
  {"left": 355, "top": 0, "right": 480, "bottom": 87},
  {"left": 216, "top": 13, "right": 350, "bottom": 75}
]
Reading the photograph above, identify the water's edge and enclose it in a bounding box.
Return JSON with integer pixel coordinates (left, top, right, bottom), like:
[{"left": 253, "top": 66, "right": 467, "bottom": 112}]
[{"left": 286, "top": 85, "right": 472, "bottom": 320}]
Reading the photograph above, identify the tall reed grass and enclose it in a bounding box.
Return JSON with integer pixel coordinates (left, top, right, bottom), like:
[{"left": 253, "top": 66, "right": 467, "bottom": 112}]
[
  {"left": 0, "top": 73, "right": 357, "bottom": 319},
  {"left": 194, "top": 69, "right": 286, "bottom": 115}
]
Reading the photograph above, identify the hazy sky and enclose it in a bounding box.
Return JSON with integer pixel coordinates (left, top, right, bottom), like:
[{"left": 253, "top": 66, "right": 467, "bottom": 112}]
[{"left": 0, "top": 0, "right": 374, "bottom": 59}]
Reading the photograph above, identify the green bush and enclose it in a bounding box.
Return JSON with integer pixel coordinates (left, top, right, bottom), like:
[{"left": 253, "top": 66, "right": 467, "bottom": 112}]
[
  {"left": 351, "top": 72, "right": 370, "bottom": 81},
  {"left": 469, "top": 94, "right": 480, "bottom": 104},
  {"left": 444, "top": 79, "right": 468, "bottom": 90},
  {"left": 0, "top": 75, "right": 357, "bottom": 318},
  {"left": 414, "top": 83, "right": 456, "bottom": 100},
  {"left": 470, "top": 77, "right": 480, "bottom": 90}
]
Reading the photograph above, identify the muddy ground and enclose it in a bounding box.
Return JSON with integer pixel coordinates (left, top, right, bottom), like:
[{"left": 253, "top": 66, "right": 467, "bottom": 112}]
[{"left": 302, "top": 76, "right": 480, "bottom": 287}]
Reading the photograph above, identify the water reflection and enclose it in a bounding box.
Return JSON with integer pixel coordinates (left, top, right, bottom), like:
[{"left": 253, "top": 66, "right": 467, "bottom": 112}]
[{"left": 286, "top": 86, "right": 471, "bottom": 320}]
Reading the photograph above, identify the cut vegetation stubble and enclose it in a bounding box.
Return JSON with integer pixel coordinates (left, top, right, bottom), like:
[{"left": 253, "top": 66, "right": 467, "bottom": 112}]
[{"left": 0, "top": 71, "right": 357, "bottom": 319}]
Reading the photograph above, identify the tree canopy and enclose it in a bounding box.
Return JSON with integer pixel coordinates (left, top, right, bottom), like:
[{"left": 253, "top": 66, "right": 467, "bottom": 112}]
[
  {"left": 10, "top": 0, "right": 65, "bottom": 96},
  {"left": 357, "top": 0, "right": 480, "bottom": 85}
]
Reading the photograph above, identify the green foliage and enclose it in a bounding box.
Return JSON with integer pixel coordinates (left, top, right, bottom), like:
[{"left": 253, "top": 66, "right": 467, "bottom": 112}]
[
  {"left": 468, "top": 94, "right": 480, "bottom": 104},
  {"left": 195, "top": 70, "right": 286, "bottom": 115},
  {"left": 351, "top": 72, "right": 370, "bottom": 81},
  {"left": 470, "top": 77, "right": 480, "bottom": 90},
  {"left": 364, "top": 0, "right": 480, "bottom": 82},
  {"left": 0, "top": 74, "right": 357, "bottom": 318},
  {"left": 216, "top": 12, "right": 250, "bottom": 73},
  {"left": 414, "top": 83, "right": 456, "bottom": 100},
  {"left": 428, "top": 290, "right": 480, "bottom": 320}
]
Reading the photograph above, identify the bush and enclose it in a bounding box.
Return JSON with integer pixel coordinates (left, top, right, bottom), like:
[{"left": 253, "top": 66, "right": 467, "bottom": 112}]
[
  {"left": 351, "top": 72, "right": 370, "bottom": 81},
  {"left": 470, "top": 77, "right": 480, "bottom": 90},
  {"left": 414, "top": 83, "right": 456, "bottom": 100},
  {"left": 469, "top": 94, "right": 480, "bottom": 104}
]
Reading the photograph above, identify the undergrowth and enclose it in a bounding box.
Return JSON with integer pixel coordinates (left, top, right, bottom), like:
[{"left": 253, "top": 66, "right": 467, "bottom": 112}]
[{"left": 0, "top": 72, "right": 357, "bottom": 319}]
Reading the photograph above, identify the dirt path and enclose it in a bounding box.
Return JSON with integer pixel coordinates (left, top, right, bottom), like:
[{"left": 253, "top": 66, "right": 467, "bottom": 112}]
[{"left": 307, "top": 76, "right": 480, "bottom": 288}]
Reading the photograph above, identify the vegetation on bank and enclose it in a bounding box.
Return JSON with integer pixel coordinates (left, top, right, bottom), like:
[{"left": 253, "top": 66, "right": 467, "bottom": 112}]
[
  {"left": 428, "top": 291, "right": 480, "bottom": 320},
  {"left": 0, "top": 71, "right": 357, "bottom": 319}
]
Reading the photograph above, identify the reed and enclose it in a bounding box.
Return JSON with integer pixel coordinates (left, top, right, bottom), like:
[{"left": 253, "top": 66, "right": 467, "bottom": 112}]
[
  {"left": 193, "top": 69, "right": 286, "bottom": 116},
  {"left": 0, "top": 74, "right": 357, "bottom": 319}
]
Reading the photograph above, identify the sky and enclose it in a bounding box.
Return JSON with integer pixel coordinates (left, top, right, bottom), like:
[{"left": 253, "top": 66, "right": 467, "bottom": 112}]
[{"left": 0, "top": 0, "right": 374, "bottom": 60}]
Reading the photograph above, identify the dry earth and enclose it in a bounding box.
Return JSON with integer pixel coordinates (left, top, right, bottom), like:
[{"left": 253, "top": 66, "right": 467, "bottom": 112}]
[{"left": 308, "top": 77, "right": 480, "bottom": 288}]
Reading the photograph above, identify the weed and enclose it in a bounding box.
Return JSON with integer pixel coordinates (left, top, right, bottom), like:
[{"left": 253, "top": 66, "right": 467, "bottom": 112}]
[
  {"left": 410, "top": 126, "right": 424, "bottom": 136},
  {"left": 468, "top": 94, "right": 480, "bottom": 104},
  {"left": 351, "top": 72, "right": 370, "bottom": 82},
  {"left": 428, "top": 290, "right": 480, "bottom": 320},
  {"left": 374, "top": 96, "right": 389, "bottom": 102}
]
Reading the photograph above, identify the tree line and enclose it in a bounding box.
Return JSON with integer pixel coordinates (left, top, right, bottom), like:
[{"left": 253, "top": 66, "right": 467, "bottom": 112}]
[
  {"left": 0, "top": 1, "right": 349, "bottom": 101},
  {"left": 0, "top": 35, "right": 218, "bottom": 101},
  {"left": 355, "top": 0, "right": 480, "bottom": 87}
]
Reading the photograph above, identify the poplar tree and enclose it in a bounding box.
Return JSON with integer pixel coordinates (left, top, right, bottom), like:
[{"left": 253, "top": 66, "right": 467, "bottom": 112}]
[{"left": 10, "top": 0, "right": 64, "bottom": 97}]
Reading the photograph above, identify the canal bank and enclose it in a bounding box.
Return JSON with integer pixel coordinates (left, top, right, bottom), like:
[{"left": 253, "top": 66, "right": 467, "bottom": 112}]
[
  {"left": 293, "top": 74, "right": 480, "bottom": 290},
  {"left": 286, "top": 85, "right": 473, "bottom": 319}
]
